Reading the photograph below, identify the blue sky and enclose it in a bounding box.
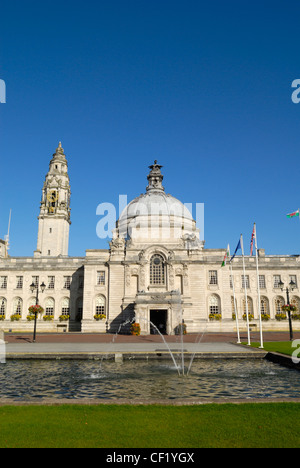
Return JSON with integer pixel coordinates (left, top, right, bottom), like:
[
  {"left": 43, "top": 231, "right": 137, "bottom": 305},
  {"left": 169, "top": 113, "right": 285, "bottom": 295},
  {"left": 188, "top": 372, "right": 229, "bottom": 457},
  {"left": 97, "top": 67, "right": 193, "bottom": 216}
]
[{"left": 0, "top": 0, "right": 300, "bottom": 257}]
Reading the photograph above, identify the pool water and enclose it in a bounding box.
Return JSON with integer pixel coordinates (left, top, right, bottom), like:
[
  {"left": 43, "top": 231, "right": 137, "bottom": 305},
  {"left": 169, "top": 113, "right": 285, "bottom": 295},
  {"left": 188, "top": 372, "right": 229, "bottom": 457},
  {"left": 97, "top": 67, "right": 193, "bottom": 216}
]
[{"left": 0, "top": 359, "right": 299, "bottom": 401}]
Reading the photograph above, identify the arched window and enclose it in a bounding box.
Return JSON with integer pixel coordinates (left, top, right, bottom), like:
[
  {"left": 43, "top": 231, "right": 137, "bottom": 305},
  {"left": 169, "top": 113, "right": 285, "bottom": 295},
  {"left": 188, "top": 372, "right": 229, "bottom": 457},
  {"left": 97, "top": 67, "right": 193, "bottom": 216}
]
[
  {"left": 260, "top": 297, "right": 269, "bottom": 316},
  {"left": 242, "top": 297, "right": 253, "bottom": 317},
  {"left": 0, "top": 298, "right": 6, "bottom": 317},
  {"left": 291, "top": 296, "right": 300, "bottom": 313},
  {"left": 231, "top": 296, "right": 238, "bottom": 316},
  {"left": 45, "top": 298, "right": 55, "bottom": 317},
  {"left": 13, "top": 297, "right": 22, "bottom": 316},
  {"left": 95, "top": 295, "right": 106, "bottom": 316},
  {"left": 209, "top": 294, "right": 221, "bottom": 315},
  {"left": 61, "top": 298, "right": 70, "bottom": 316},
  {"left": 275, "top": 296, "right": 284, "bottom": 315},
  {"left": 150, "top": 254, "right": 165, "bottom": 285}
]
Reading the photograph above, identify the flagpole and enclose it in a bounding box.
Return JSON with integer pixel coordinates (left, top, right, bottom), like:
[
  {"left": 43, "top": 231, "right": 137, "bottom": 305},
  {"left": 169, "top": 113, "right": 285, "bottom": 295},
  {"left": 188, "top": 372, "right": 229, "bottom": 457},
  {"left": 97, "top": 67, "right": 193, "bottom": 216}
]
[
  {"left": 241, "top": 234, "right": 251, "bottom": 345},
  {"left": 254, "top": 223, "right": 263, "bottom": 349},
  {"left": 4, "top": 209, "right": 12, "bottom": 258},
  {"left": 229, "top": 245, "right": 241, "bottom": 344}
]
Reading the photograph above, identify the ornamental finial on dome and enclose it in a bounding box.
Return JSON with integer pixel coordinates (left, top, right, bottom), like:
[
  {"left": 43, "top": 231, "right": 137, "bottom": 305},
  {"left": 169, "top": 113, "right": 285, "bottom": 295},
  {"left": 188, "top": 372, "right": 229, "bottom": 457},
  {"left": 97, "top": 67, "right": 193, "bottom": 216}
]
[{"left": 146, "top": 160, "right": 164, "bottom": 192}]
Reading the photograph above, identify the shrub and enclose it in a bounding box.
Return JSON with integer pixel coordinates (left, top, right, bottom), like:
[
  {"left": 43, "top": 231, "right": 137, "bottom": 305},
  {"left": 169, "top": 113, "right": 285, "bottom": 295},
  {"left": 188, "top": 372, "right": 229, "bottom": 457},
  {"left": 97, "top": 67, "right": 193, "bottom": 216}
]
[
  {"left": 26, "top": 315, "right": 35, "bottom": 322},
  {"left": 130, "top": 323, "right": 141, "bottom": 336},
  {"left": 209, "top": 313, "right": 222, "bottom": 321},
  {"left": 94, "top": 314, "right": 106, "bottom": 321},
  {"left": 59, "top": 315, "right": 70, "bottom": 322},
  {"left": 242, "top": 314, "right": 254, "bottom": 321},
  {"left": 10, "top": 314, "right": 21, "bottom": 322},
  {"left": 275, "top": 313, "right": 287, "bottom": 321},
  {"left": 175, "top": 323, "right": 187, "bottom": 335},
  {"left": 43, "top": 315, "right": 54, "bottom": 321}
]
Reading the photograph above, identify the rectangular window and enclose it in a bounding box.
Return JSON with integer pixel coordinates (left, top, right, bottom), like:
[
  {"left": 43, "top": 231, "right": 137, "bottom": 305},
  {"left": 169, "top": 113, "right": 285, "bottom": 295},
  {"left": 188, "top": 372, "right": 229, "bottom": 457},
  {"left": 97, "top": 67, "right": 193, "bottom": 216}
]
[
  {"left": 32, "top": 276, "right": 39, "bottom": 288},
  {"left": 96, "top": 304, "right": 105, "bottom": 315},
  {"left": 97, "top": 271, "right": 105, "bottom": 286},
  {"left": 48, "top": 276, "right": 55, "bottom": 289},
  {"left": 209, "top": 271, "right": 218, "bottom": 285},
  {"left": 0, "top": 277, "right": 7, "bottom": 289},
  {"left": 16, "top": 276, "right": 23, "bottom": 289},
  {"left": 45, "top": 306, "right": 54, "bottom": 316},
  {"left": 241, "top": 275, "right": 250, "bottom": 288},
  {"left": 63, "top": 276, "right": 71, "bottom": 289},
  {"left": 273, "top": 275, "right": 281, "bottom": 288},
  {"left": 259, "top": 275, "right": 266, "bottom": 289},
  {"left": 290, "top": 275, "right": 297, "bottom": 288}
]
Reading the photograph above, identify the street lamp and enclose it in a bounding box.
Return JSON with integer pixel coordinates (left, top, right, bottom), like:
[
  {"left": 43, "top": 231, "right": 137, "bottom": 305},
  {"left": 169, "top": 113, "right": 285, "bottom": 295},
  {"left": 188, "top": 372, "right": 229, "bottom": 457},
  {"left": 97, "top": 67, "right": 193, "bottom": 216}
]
[
  {"left": 30, "top": 281, "right": 46, "bottom": 342},
  {"left": 278, "top": 279, "right": 296, "bottom": 341}
]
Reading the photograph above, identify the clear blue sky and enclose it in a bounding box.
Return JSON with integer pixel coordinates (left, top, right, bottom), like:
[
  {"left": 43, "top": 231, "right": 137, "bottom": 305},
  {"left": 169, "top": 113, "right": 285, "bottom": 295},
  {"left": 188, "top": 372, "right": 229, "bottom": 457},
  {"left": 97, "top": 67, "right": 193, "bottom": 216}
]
[{"left": 0, "top": 0, "right": 300, "bottom": 257}]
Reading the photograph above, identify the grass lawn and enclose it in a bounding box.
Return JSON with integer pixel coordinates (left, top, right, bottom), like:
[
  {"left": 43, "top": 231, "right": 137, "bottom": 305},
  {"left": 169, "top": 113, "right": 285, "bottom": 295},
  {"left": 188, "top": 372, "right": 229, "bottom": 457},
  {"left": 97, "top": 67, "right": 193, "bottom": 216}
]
[
  {"left": 250, "top": 341, "right": 296, "bottom": 356},
  {"left": 0, "top": 403, "right": 300, "bottom": 448}
]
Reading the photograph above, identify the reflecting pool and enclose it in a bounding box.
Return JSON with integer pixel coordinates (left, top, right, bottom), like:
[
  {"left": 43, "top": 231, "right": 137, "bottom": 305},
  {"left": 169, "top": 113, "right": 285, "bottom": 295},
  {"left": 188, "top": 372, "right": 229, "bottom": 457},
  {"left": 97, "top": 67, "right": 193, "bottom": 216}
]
[{"left": 0, "top": 359, "right": 299, "bottom": 401}]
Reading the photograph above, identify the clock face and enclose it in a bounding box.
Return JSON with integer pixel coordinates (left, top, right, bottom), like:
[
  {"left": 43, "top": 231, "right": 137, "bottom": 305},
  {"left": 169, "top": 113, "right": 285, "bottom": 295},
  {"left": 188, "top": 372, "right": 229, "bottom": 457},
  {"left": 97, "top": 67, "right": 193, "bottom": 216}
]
[{"left": 47, "top": 191, "right": 58, "bottom": 203}]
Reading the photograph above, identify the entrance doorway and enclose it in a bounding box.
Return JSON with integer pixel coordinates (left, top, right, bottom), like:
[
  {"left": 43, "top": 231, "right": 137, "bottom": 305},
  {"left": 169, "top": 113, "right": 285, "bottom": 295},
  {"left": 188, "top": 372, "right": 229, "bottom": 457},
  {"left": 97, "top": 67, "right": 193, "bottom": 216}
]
[{"left": 150, "top": 310, "right": 168, "bottom": 335}]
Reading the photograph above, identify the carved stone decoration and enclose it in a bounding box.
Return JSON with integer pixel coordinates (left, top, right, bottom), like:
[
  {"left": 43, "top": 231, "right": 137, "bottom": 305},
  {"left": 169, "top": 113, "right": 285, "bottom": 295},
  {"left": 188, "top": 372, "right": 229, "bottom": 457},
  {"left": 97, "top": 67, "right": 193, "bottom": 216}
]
[
  {"left": 182, "top": 263, "right": 189, "bottom": 287},
  {"left": 139, "top": 250, "right": 145, "bottom": 261},
  {"left": 139, "top": 264, "right": 146, "bottom": 288},
  {"left": 110, "top": 237, "right": 125, "bottom": 251},
  {"left": 125, "top": 265, "right": 131, "bottom": 287},
  {"left": 182, "top": 233, "right": 202, "bottom": 251},
  {"left": 168, "top": 264, "right": 175, "bottom": 288},
  {"left": 168, "top": 250, "right": 175, "bottom": 262}
]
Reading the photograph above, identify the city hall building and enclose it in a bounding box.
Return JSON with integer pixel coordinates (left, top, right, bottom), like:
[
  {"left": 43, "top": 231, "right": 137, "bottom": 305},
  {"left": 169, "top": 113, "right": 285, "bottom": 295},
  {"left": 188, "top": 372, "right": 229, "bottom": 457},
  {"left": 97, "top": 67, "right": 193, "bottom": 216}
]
[{"left": 0, "top": 143, "right": 300, "bottom": 335}]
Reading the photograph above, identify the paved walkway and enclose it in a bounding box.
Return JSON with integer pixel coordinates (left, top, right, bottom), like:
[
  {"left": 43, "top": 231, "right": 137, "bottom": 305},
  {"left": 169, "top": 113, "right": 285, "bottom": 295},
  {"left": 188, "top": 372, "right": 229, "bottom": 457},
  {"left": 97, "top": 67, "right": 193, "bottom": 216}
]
[
  {"left": 2, "top": 331, "right": 287, "bottom": 358},
  {"left": 5, "top": 341, "right": 258, "bottom": 356}
]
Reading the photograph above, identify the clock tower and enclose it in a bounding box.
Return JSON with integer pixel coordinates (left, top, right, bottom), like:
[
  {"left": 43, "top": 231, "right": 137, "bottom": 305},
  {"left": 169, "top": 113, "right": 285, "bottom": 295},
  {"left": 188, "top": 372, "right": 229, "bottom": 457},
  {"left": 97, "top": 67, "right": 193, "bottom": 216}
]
[{"left": 34, "top": 142, "right": 71, "bottom": 257}]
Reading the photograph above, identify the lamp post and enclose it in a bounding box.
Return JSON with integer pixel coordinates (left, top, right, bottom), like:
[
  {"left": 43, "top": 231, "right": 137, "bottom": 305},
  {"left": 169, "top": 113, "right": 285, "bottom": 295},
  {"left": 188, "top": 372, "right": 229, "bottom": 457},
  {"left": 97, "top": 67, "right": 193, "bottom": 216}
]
[
  {"left": 30, "top": 281, "right": 46, "bottom": 342},
  {"left": 278, "top": 279, "right": 296, "bottom": 341}
]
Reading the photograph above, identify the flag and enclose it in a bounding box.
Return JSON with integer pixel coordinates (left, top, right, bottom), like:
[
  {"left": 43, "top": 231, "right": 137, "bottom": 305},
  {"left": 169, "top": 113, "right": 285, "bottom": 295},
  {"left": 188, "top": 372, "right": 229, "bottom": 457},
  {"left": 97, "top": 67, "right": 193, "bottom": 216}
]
[
  {"left": 230, "top": 239, "right": 241, "bottom": 262},
  {"left": 287, "top": 210, "right": 299, "bottom": 218},
  {"left": 221, "top": 245, "right": 230, "bottom": 267},
  {"left": 250, "top": 224, "right": 255, "bottom": 256}
]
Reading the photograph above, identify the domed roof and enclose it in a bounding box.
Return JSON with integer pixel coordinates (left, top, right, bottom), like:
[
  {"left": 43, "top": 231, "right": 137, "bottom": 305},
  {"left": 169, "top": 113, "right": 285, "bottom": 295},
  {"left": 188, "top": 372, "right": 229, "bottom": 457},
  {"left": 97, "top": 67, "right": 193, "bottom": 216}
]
[
  {"left": 117, "top": 161, "right": 196, "bottom": 241},
  {"left": 124, "top": 191, "right": 193, "bottom": 220}
]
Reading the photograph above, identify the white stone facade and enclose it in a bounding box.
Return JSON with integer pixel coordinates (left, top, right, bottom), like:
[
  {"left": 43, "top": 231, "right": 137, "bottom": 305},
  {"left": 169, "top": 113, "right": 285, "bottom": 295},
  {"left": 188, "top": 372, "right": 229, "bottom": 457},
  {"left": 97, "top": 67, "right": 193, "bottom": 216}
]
[{"left": 0, "top": 150, "right": 300, "bottom": 335}]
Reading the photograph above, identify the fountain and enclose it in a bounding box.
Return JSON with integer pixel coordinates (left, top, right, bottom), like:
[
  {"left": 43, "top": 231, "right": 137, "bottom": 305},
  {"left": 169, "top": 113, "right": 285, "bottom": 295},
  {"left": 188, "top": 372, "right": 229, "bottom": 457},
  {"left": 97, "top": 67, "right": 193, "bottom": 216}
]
[
  {"left": 100, "top": 305, "right": 209, "bottom": 378},
  {"left": 138, "top": 316, "right": 183, "bottom": 376}
]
